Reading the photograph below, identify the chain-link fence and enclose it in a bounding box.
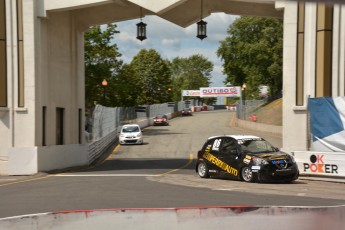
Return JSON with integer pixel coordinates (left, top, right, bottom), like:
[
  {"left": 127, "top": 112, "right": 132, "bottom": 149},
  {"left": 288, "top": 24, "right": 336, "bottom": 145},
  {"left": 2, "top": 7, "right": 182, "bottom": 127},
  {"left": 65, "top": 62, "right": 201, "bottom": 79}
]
[
  {"left": 236, "top": 99, "right": 266, "bottom": 120},
  {"left": 86, "top": 100, "right": 194, "bottom": 164},
  {"left": 236, "top": 92, "right": 283, "bottom": 120}
]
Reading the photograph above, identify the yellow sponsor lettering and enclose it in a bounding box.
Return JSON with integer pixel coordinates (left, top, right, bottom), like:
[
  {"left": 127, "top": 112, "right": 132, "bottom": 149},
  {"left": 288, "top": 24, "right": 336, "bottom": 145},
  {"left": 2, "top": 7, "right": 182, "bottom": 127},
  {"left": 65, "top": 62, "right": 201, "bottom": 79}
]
[{"left": 202, "top": 152, "right": 238, "bottom": 176}]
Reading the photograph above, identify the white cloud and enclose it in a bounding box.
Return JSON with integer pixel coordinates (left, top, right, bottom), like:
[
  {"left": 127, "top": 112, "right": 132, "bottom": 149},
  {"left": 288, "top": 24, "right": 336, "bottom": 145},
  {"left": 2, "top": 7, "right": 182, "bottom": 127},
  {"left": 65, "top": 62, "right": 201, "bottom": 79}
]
[{"left": 161, "top": 38, "right": 181, "bottom": 49}]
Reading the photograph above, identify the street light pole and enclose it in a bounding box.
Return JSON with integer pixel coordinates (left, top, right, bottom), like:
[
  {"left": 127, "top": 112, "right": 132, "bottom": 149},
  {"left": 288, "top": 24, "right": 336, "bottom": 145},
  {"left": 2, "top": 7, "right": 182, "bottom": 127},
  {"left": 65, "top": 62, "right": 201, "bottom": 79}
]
[
  {"left": 102, "top": 79, "right": 108, "bottom": 105},
  {"left": 242, "top": 83, "right": 246, "bottom": 120}
]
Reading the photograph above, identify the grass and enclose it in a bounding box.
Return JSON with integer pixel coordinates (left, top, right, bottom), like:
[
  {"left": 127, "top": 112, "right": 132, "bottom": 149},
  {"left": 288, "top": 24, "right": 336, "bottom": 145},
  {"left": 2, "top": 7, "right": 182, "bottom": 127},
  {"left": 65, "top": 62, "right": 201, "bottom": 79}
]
[{"left": 254, "top": 98, "right": 282, "bottom": 126}]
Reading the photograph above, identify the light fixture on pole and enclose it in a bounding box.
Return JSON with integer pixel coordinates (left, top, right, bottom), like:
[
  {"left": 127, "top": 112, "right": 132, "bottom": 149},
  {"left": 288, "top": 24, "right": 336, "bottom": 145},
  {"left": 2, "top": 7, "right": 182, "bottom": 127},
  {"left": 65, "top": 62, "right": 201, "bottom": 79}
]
[
  {"left": 136, "top": 7, "right": 147, "bottom": 41},
  {"left": 242, "top": 83, "right": 246, "bottom": 105},
  {"left": 102, "top": 79, "right": 108, "bottom": 104},
  {"left": 242, "top": 83, "right": 247, "bottom": 119},
  {"left": 196, "top": 0, "right": 207, "bottom": 40}
]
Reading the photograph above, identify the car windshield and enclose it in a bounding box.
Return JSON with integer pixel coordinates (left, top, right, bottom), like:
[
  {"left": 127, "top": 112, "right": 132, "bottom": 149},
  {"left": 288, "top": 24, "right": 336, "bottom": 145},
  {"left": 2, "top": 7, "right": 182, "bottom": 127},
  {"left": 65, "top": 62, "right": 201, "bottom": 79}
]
[
  {"left": 122, "top": 126, "right": 139, "bottom": 133},
  {"left": 156, "top": 115, "right": 165, "bottom": 118},
  {"left": 239, "top": 139, "right": 277, "bottom": 154}
]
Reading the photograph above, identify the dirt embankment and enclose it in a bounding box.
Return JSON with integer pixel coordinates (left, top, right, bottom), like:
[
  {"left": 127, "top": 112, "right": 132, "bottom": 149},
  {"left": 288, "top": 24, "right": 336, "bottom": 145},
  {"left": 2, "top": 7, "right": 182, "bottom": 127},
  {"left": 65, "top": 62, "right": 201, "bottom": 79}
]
[{"left": 254, "top": 98, "right": 282, "bottom": 126}]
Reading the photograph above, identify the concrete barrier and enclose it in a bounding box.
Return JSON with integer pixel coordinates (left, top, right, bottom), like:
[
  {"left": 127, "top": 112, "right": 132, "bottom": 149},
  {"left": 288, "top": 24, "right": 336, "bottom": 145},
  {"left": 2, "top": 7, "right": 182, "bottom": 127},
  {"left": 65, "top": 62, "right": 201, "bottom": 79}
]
[
  {"left": 234, "top": 115, "right": 282, "bottom": 135},
  {"left": 0, "top": 206, "right": 344, "bottom": 230}
]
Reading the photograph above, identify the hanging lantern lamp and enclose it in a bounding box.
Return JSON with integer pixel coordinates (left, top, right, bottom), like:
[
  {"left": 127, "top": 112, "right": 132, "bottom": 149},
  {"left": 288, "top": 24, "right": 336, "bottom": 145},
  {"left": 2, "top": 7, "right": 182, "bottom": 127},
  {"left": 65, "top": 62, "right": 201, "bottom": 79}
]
[
  {"left": 197, "top": 20, "right": 207, "bottom": 40},
  {"left": 136, "top": 7, "right": 147, "bottom": 41},
  {"left": 196, "top": 0, "right": 207, "bottom": 40}
]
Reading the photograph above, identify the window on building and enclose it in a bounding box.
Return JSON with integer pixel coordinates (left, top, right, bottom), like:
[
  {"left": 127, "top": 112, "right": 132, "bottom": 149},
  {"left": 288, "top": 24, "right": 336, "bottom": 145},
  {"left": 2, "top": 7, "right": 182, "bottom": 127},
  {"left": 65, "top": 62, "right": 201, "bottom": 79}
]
[
  {"left": 316, "top": 3, "right": 333, "bottom": 97},
  {"left": 296, "top": 2, "right": 305, "bottom": 106},
  {"left": 42, "top": 106, "right": 46, "bottom": 146},
  {"left": 0, "top": 0, "right": 7, "bottom": 107},
  {"left": 78, "top": 109, "right": 82, "bottom": 144},
  {"left": 56, "top": 108, "right": 64, "bottom": 145},
  {"left": 17, "top": 0, "right": 24, "bottom": 107}
]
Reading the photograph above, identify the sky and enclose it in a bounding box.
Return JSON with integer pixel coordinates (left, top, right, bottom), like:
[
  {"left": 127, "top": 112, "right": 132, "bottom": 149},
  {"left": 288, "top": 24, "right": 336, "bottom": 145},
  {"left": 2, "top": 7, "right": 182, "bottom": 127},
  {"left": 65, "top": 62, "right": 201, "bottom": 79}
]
[{"left": 114, "top": 13, "right": 238, "bottom": 87}]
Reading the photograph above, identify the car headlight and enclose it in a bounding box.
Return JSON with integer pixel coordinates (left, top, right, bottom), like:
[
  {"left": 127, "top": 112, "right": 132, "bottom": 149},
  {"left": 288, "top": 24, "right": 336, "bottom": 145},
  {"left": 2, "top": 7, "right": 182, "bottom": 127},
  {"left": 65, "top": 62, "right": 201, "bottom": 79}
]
[
  {"left": 137, "top": 133, "right": 142, "bottom": 137},
  {"left": 253, "top": 157, "right": 269, "bottom": 165},
  {"left": 290, "top": 155, "right": 296, "bottom": 163}
]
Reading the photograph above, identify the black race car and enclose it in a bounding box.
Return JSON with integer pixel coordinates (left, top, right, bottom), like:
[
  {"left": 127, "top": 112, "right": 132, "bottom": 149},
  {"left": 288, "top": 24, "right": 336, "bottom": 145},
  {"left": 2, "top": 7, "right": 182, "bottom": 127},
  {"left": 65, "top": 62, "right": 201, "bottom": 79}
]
[{"left": 195, "top": 135, "right": 299, "bottom": 183}]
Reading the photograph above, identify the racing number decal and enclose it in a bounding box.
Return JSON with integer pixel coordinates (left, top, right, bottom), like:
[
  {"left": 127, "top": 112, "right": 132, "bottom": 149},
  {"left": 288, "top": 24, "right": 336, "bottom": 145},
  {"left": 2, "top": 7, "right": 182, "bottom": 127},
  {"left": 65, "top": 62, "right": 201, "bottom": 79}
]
[{"left": 212, "top": 139, "right": 222, "bottom": 151}]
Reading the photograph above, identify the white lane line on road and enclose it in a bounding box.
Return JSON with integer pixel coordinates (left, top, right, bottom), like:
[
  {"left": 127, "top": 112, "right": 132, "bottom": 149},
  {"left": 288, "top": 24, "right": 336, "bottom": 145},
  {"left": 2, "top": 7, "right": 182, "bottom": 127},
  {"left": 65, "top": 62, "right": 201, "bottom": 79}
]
[
  {"left": 54, "top": 174, "right": 158, "bottom": 177},
  {"left": 213, "top": 188, "right": 241, "bottom": 191}
]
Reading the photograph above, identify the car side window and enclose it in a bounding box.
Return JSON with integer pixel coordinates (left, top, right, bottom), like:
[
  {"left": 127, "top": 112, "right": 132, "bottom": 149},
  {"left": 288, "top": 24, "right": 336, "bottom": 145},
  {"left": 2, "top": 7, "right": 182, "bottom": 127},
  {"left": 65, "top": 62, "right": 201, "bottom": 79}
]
[
  {"left": 201, "top": 138, "right": 221, "bottom": 157},
  {"left": 221, "top": 138, "right": 238, "bottom": 155},
  {"left": 211, "top": 138, "right": 222, "bottom": 151}
]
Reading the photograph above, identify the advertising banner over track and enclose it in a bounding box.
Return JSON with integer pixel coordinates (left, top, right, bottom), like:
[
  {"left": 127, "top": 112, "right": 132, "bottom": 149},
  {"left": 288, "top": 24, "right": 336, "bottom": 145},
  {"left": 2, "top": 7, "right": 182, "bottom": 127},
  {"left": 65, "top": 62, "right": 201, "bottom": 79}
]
[
  {"left": 200, "top": 87, "right": 241, "bottom": 98},
  {"left": 308, "top": 97, "right": 345, "bottom": 152}
]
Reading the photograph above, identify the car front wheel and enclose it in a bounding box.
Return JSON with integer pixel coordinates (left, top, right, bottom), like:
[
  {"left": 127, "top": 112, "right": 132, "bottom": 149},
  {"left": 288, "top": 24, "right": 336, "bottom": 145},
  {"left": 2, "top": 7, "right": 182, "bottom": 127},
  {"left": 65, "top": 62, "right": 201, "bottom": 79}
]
[
  {"left": 197, "top": 161, "right": 209, "bottom": 178},
  {"left": 241, "top": 166, "right": 253, "bottom": 182}
]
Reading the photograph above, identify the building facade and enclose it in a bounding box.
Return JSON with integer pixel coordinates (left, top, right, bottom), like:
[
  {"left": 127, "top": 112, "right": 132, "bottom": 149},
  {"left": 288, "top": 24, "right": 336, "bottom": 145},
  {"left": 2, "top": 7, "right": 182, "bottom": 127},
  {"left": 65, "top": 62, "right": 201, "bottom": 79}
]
[
  {"left": 0, "top": 0, "right": 343, "bottom": 175},
  {"left": 281, "top": 1, "right": 345, "bottom": 153}
]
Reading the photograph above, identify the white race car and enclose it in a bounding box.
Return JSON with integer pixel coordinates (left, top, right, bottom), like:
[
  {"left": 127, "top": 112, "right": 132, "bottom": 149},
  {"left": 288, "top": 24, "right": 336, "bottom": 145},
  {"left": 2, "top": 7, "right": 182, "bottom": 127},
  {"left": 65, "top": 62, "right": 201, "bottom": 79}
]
[{"left": 119, "top": 124, "right": 143, "bottom": 145}]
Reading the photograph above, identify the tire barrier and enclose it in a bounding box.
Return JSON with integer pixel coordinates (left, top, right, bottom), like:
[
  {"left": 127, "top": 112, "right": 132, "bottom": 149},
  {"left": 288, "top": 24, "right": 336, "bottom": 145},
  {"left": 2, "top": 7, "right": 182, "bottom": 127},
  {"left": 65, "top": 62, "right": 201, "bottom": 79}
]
[{"left": 0, "top": 205, "right": 344, "bottom": 230}]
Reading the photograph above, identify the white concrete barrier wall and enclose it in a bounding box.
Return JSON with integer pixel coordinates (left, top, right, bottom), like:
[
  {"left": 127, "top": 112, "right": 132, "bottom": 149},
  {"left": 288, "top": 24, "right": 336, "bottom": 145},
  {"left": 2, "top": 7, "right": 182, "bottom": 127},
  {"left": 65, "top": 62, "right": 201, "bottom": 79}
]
[
  {"left": 1, "top": 206, "right": 344, "bottom": 230},
  {"left": 293, "top": 151, "right": 345, "bottom": 177},
  {"left": 8, "top": 144, "right": 89, "bottom": 175}
]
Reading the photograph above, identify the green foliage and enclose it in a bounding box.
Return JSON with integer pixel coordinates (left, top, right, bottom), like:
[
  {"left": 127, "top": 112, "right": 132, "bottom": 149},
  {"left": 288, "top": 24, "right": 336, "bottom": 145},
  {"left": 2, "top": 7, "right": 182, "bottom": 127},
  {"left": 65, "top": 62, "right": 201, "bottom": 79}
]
[
  {"left": 128, "top": 49, "right": 172, "bottom": 105},
  {"left": 170, "top": 55, "right": 213, "bottom": 101},
  {"left": 217, "top": 16, "right": 283, "bottom": 98},
  {"left": 110, "top": 64, "right": 141, "bottom": 107},
  {"left": 85, "top": 24, "right": 123, "bottom": 109}
]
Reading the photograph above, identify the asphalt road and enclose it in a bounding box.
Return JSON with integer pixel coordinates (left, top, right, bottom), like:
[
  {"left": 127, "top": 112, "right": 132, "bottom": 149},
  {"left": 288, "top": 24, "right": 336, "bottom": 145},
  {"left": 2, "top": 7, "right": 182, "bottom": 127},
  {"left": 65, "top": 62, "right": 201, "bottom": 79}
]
[{"left": 0, "top": 110, "right": 344, "bottom": 219}]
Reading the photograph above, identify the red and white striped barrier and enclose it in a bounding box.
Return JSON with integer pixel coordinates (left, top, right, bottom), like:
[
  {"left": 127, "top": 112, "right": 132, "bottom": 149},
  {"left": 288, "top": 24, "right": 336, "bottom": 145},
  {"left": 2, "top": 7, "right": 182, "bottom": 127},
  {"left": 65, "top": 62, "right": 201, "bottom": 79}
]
[{"left": 0, "top": 206, "right": 344, "bottom": 230}]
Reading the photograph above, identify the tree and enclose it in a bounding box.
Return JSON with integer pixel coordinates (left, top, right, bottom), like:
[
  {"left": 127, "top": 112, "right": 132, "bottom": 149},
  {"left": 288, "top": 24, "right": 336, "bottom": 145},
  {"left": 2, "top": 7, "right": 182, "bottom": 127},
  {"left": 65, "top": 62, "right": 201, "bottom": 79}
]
[
  {"left": 114, "top": 64, "right": 142, "bottom": 107},
  {"left": 129, "top": 49, "right": 172, "bottom": 105},
  {"left": 84, "top": 24, "right": 123, "bottom": 109},
  {"left": 217, "top": 16, "right": 283, "bottom": 98},
  {"left": 170, "top": 55, "right": 213, "bottom": 102}
]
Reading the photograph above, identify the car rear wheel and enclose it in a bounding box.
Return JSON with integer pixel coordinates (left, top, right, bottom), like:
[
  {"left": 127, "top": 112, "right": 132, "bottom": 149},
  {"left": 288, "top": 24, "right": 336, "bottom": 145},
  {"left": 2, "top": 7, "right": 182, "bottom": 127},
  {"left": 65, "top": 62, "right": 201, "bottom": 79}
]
[
  {"left": 197, "top": 162, "right": 209, "bottom": 178},
  {"left": 241, "top": 166, "right": 253, "bottom": 182}
]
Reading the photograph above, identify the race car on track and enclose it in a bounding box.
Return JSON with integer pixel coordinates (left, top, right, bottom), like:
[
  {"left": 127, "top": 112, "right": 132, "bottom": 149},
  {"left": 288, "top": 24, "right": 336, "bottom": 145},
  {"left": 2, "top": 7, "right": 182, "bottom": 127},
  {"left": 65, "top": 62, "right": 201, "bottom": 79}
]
[
  {"left": 119, "top": 124, "right": 143, "bottom": 145},
  {"left": 181, "top": 108, "right": 192, "bottom": 116},
  {"left": 153, "top": 114, "right": 169, "bottom": 126},
  {"left": 195, "top": 135, "right": 299, "bottom": 183}
]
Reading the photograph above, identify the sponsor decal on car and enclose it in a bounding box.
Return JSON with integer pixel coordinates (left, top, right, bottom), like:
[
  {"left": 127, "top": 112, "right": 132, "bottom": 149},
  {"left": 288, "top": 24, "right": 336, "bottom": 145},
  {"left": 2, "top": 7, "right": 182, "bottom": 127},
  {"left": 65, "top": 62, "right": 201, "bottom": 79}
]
[
  {"left": 202, "top": 146, "right": 238, "bottom": 176},
  {"left": 243, "top": 158, "right": 251, "bottom": 164},
  {"left": 251, "top": 165, "right": 261, "bottom": 172},
  {"left": 272, "top": 160, "right": 286, "bottom": 165},
  {"left": 237, "top": 138, "right": 261, "bottom": 144}
]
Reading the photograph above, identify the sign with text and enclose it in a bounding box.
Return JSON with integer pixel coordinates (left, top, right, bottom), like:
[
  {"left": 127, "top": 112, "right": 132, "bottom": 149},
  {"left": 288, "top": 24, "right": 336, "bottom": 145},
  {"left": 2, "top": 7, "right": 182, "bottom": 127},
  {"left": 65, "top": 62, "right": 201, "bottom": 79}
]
[
  {"left": 293, "top": 151, "right": 345, "bottom": 177},
  {"left": 200, "top": 87, "right": 241, "bottom": 97},
  {"left": 182, "top": 90, "right": 201, "bottom": 97}
]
